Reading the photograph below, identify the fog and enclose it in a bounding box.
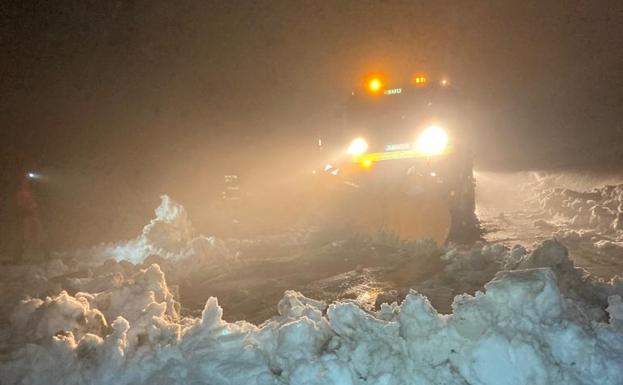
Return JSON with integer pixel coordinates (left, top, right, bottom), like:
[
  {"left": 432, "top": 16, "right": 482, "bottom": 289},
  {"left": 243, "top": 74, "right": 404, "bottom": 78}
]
[
  {"left": 2, "top": 1, "right": 623, "bottom": 252},
  {"left": 4, "top": 4, "right": 623, "bottom": 382}
]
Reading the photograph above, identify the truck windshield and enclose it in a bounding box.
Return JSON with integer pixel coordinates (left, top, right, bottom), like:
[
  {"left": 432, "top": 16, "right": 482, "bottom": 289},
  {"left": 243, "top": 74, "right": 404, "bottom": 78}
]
[{"left": 340, "top": 86, "right": 461, "bottom": 150}]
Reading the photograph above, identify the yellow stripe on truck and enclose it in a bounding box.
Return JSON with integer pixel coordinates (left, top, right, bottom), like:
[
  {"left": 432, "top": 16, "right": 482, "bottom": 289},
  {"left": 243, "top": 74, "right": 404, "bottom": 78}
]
[
  {"left": 353, "top": 150, "right": 419, "bottom": 163},
  {"left": 352, "top": 146, "right": 452, "bottom": 165}
]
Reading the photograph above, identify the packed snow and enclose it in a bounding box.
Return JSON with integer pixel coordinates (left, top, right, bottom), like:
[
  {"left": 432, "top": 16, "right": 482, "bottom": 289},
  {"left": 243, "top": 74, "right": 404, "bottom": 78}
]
[
  {"left": 537, "top": 184, "right": 623, "bottom": 235},
  {"left": 2, "top": 237, "right": 623, "bottom": 384},
  {"left": 3, "top": 183, "right": 623, "bottom": 384},
  {"left": 476, "top": 172, "right": 623, "bottom": 277}
]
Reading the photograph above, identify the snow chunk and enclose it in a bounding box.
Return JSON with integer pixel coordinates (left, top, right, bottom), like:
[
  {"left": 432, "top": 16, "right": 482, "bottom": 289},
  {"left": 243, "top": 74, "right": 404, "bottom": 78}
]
[{"left": 93, "top": 195, "right": 232, "bottom": 263}]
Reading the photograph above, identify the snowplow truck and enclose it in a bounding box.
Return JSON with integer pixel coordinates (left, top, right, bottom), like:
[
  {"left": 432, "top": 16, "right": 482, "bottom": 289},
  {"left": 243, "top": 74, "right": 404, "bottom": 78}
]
[{"left": 313, "top": 74, "right": 480, "bottom": 244}]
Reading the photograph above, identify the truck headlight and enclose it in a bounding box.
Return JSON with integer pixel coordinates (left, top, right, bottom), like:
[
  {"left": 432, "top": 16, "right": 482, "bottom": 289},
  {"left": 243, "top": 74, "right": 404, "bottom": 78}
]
[
  {"left": 347, "top": 137, "right": 369, "bottom": 156},
  {"left": 415, "top": 126, "right": 448, "bottom": 156}
]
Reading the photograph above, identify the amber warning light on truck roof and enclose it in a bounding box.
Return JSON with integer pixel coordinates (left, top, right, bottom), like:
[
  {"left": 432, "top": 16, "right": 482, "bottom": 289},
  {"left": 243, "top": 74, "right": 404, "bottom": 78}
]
[
  {"left": 367, "top": 78, "right": 383, "bottom": 93},
  {"left": 413, "top": 73, "right": 428, "bottom": 87}
]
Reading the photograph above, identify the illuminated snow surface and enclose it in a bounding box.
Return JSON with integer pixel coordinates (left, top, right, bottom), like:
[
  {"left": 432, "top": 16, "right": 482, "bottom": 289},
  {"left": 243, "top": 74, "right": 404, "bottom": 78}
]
[{"left": 2, "top": 174, "right": 623, "bottom": 385}]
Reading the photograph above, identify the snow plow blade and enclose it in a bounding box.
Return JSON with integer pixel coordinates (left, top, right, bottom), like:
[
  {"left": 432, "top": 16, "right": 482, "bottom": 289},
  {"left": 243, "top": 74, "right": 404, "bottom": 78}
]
[
  {"left": 351, "top": 190, "right": 451, "bottom": 244},
  {"left": 314, "top": 183, "right": 453, "bottom": 245}
]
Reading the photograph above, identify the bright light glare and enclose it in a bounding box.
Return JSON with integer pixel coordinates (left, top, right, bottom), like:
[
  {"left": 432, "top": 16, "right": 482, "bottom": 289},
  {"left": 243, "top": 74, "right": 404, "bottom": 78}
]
[
  {"left": 347, "top": 138, "right": 369, "bottom": 155},
  {"left": 361, "top": 159, "right": 373, "bottom": 168},
  {"left": 28, "top": 173, "right": 36, "bottom": 178},
  {"left": 368, "top": 78, "right": 382, "bottom": 92},
  {"left": 415, "top": 126, "right": 448, "bottom": 156}
]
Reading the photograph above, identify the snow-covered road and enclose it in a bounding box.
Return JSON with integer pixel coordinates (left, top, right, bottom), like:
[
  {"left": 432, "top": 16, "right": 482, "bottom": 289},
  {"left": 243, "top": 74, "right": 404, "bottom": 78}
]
[{"left": 1, "top": 171, "right": 623, "bottom": 384}]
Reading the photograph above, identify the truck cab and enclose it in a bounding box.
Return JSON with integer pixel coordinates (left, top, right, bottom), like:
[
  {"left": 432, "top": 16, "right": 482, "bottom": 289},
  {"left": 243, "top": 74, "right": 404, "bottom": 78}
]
[{"left": 315, "top": 74, "right": 480, "bottom": 243}]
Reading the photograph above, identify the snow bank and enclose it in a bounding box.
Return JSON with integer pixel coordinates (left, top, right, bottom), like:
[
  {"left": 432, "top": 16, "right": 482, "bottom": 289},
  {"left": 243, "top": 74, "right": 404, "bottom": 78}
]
[
  {"left": 5, "top": 264, "right": 179, "bottom": 348},
  {"left": 537, "top": 184, "right": 623, "bottom": 237},
  {"left": 505, "top": 179, "right": 623, "bottom": 260},
  {"left": 445, "top": 239, "right": 623, "bottom": 316},
  {"left": 91, "top": 195, "right": 232, "bottom": 263},
  {"left": 479, "top": 171, "right": 623, "bottom": 236},
  {"left": 2, "top": 240, "right": 623, "bottom": 385}
]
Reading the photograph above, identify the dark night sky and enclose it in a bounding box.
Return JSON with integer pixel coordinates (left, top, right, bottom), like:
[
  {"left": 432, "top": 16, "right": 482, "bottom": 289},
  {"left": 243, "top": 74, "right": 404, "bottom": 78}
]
[
  {"left": 3, "top": 0, "right": 623, "bottom": 167},
  {"left": 1, "top": 0, "right": 623, "bottom": 248}
]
